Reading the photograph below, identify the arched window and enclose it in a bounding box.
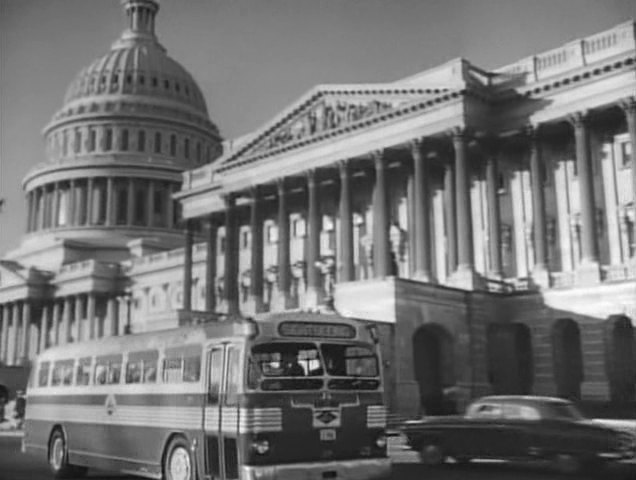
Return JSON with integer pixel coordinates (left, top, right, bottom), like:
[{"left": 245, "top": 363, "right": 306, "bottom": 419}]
[
  {"left": 115, "top": 181, "right": 128, "bottom": 225},
  {"left": 154, "top": 132, "right": 161, "bottom": 154},
  {"left": 121, "top": 129, "right": 129, "bottom": 151},
  {"left": 552, "top": 318, "right": 583, "bottom": 400},
  {"left": 134, "top": 183, "right": 147, "bottom": 226},
  {"left": 88, "top": 128, "right": 96, "bottom": 152},
  {"left": 170, "top": 134, "right": 177, "bottom": 156},
  {"left": 74, "top": 129, "right": 81, "bottom": 154},
  {"left": 138, "top": 130, "right": 145, "bottom": 152},
  {"left": 487, "top": 323, "right": 534, "bottom": 395},
  {"left": 604, "top": 315, "right": 636, "bottom": 402},
  {"left": 104, "top": 128, "right": 113, "bottom": 151}
]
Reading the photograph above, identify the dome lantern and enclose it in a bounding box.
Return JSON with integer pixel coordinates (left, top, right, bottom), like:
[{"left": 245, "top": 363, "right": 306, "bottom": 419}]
[{"left": 118, "top": 0, "right": 161, "bottom": 47}]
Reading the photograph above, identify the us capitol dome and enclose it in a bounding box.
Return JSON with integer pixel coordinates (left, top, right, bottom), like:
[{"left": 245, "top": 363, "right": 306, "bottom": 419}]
[{"left": 13, "top": 0, "right": 222, "bottom": 268}]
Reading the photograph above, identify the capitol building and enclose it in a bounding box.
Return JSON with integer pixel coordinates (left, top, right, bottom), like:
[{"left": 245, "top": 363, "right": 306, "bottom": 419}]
[{"left": 0, "top": 0, "right": 634, "bottom": 417}]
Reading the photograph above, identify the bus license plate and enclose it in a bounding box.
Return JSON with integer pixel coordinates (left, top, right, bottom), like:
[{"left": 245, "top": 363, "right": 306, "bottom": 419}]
[{"left": 320, "top": 429, "right": 336, "bottom": 441}]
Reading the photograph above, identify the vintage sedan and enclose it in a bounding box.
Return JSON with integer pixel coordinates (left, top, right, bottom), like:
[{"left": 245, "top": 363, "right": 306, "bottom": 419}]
[{"left": 401, "top": 395, "right": 636, "bottom": 474}]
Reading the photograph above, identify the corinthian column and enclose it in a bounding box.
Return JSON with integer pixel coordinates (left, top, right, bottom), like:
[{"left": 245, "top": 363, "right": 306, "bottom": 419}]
[
  {"left": 483, "top": 138, "right": 502, "bottom": 278},
  {"left": 372, "top": 150, "right": 390, "bottom": 277},
  {"left": 305, "top": 170, "right": 322, "bottom": 307},
  {"left": 453, "top": 128, "right": 474, "bottom": 271},
  {"left": 248, "top": 187, "right": 264, "bottom": 313},
  {"left": 0, "top": 305, "right": 9, "bottom": 363},
  {"left": 275, "top": 178, "right": 291, "bottom": 309},
  {"left": 10, "top": 303, "right": 20, "bottom": 364},
  {"left": 528, "top": 126, "right": 549, "bottom": 287},
  {"left": 444, "top": 159, "right": 457, "bottom": 273},
  {"left": 339, "top": 160, "right": 355, "bottom": 282},
  {"left": 570, "top": 112, "right": 600, "bottom": 283},
  {"left": 411, "top": 139, "right": 432, "bottom": 281},
  {"left": 620, "top": 97, "right": 636, "bottom": 237},
  {"left": 19, "top": 302, "right": 31, "bottom": 364},
  {"left": 205, "top": 215, "right": 218, "bottom": 312},
  {"left": 39, "top": 305, "right": 50, "bottom": 353},
  {"left": 183, "top": 219, "right": 194, "bottom": 311},
  {"left": 224, "top": 194, "right": 240, "bottom": 315}
]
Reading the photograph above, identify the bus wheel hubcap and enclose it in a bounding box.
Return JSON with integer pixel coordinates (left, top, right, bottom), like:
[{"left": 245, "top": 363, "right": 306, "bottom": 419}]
[
  {"left": 51, "top": 437, "right": 64, "bottom": 469},
  {"left": 169, "top": 447, "right": 191, "bottom": 480}
]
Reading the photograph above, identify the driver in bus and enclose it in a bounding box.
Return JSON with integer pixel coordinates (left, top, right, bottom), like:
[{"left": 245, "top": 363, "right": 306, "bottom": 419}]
[{"left": 282, "top": 352, "right": 305, "bottom": 376}]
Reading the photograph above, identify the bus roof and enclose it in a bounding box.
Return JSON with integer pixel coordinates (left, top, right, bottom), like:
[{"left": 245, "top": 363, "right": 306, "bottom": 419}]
[
  {"left": 37, "top": 319, "right": 255, "bottom": 362},
  {"left": 36, "top": 311, "right": 371, "bottom": 362}
]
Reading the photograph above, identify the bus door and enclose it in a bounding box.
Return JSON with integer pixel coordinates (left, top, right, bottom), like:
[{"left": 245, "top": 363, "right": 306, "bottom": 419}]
[{"left": 204, "top": 343, "right": 241, "bottom": 480}]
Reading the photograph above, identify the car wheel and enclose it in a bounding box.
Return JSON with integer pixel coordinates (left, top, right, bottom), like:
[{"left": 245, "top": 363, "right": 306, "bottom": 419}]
[
  {"left": 453, "top": 455, "right": 472, "bottom": 465},
  {"left": 419, "top": 442, "right": 445, "bottom": 466},
  {"left": 552, "top": 453, "right": 581, "bottom": 475},
  {"left": 164, "top": 437, "right": 194, "bottom": 480}
]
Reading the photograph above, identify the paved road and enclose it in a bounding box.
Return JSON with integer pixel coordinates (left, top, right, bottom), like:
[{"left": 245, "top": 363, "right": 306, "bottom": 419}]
[{"left": 1, "top": 435, "right": 635, "bottom": 480}]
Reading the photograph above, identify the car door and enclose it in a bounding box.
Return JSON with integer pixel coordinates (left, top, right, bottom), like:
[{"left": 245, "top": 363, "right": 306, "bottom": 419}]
[{"left": 459, "top": 402, "right": 507, "bottom": 459}]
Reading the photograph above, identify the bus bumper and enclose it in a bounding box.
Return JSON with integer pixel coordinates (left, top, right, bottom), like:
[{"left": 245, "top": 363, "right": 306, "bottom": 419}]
[{"left": 241, "top": 457, "right": 392, "bottom": 480}]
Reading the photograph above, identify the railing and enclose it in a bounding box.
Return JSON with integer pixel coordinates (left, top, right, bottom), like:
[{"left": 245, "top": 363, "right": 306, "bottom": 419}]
[
  {"left": 494, "top": 20, "right": 635, "bottom": 84},
  {"left": 601, "top": 263, "right": 636, "bottom": 282}
]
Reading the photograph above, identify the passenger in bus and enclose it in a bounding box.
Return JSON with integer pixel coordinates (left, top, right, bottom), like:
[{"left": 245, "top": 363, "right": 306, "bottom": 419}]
[
  {"left": 282, "top": 352, "right": 305, "bottom": 376},
  {"left": 144, "top": 365, "right": 157, "bottom": 383},
  {"left": 95, "top": 365, "right": 107, "bottom": 385}
]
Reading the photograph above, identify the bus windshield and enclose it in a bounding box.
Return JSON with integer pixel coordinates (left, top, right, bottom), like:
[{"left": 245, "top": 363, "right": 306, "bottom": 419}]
[{"left": 248, "top": 341, "right": 380, "bottom": 391}]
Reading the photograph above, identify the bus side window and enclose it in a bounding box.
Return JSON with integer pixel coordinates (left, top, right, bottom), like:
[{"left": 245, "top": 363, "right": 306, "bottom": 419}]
[
  {"left": 126, "top": 360, "right": 142, "bottom": 384},
  {"left": 95, "top": 363, "right": 107, "bottom": 385},
  {"left": 76, "top": 357, "right": 92, "bottom": 386},
  {"left": 108, "top": 361, "right": 121, "bottom": 384},
  {"left": 183, "top": 355, "right": 201, "bottom": 382},
  {"left": 38, "top": 362, "right": 50, "bottom": 387},
  {"left": 208, "top": 349, "right": 223, "bottom": 403}
]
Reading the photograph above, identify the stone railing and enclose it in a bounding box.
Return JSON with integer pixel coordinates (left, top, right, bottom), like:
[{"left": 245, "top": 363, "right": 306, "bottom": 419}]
[
  {"left": 483, "top": 276, "right": 532, "bottom": 293},
  {"left": 182, "top": 165, "right": 218, "bottom": 190},
  {"left": 601, "top": 262, "right": 636, "bottom": 282},
  {"left": 494, "top": 20, "right": 635, "bottom": 85},
  {"left": 549, "top": 271, "right": 577, "bottom": 289},
  {"left": 57, "top": 259, "right": 120, "bottom": 280}
]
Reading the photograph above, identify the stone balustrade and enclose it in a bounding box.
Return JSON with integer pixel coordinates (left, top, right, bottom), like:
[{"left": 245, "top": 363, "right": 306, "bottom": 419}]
[{"left": 495, "top": 20, "right": 635, "bottom": 83}]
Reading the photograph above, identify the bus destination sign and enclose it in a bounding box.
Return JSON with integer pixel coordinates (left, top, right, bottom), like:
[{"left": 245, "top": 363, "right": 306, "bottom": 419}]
[{"left": 278, "top": 321, "right": 356, "bottom": 339}]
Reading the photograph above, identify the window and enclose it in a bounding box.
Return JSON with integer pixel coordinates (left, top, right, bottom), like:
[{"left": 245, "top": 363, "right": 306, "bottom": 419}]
[
  {"left": 63, "top": 131, "right": 68, "bottom": 156},
  {"left": 152, "top": 77, "right": 158, "bottom": 87},
  {"left": 74, "top": 129, "right": 81, "bottom": 154},
  {"left": 184, "top": 138, "right": 190, "bottom": 159},
  {"left": 88, "top": 129, "right": 96, "bottom": 152},
  {"left": 292, "top": 217, "right": 306, "bottom": 237},
  {"left": 219, "top": 236, "right": 226, "bottom": 254},
  {"left": 104, "top": 128, "right": 113, "bottom": 151},
  {"left": 126, "top": 350, "right": 158, "bottom": 384},
  {"left": 208, "top": 348, "right": 223, "bottom": 403},
  {"left": 134, "top": 185, "right": 147, "bottom": 225},
  {"left": 620, "top": 141, "right": 632, "bottom": 168},
  {"left": 154, "top": 132, "right": 162, "bottom": 154},
  {"left": 153, "top": 187, "right": 164, "bottom": 226},
  {"left": 196, "top": 142, "right": 201, "bottom": 163},
  {"left": 121, "top": 129, "right": 129, "bottom": 151},
  {"left": 94, "top": 355, "right": 122, "bottom": 385},
  {"left": 162, "top": 345, "right": 202, "bottom": 383},
  {"left": 466, "top": 402, "right": 503, "bottom": 418},
  {"left": 170, "top": 134, "right": 177, "bottom": 156},
  {"left": 51, "top": 360, "right": 75, "bottom": 387},
  {"left": 38, "top": 362, "right": 50, "bottom": 387},
  {"left": 225, "top": 347, "right": 240, "bottom": 403},
  {"left": 115, "top": 183, "right": 128, "bottom": 225},
  {"left": 241, "top": 230, "right": 250, "bottom": 249},
  {"left": 266, "top": 224, "right": 278, "bottom": 244},
  {"left": 164, "top": 79, "right": 170, "bottom": 90},
  {"left": 138, "top": 130, "right": 146, "bottom": 152},
  {"left": 75, "top": 357, "right": 92, "bottom": 386}
]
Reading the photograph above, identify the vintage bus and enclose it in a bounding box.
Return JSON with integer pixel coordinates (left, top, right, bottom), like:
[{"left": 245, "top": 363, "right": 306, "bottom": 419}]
[{"left": 22, "top": 312, "right": 391, "bottom": 480}]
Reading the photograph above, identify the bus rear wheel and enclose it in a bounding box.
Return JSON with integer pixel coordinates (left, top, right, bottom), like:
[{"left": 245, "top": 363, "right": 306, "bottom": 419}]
[
  {"left": 48, "top": 430, "right": 86, "bottom": 478},
  {"left": 164, "top": 437, "right": 194, "bottom": 480}
]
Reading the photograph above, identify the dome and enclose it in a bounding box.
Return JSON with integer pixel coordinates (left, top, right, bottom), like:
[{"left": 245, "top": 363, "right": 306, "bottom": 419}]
[{"left": 61, "top": 0, "right": 209, "bottom": 116}]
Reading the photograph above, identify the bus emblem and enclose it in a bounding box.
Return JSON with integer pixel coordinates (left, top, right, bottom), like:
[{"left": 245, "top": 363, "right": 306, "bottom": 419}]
[
  {"left": 105, "top": 394, "right": 117, "bottom": 416},
  {"left": 315, "top": 409, "right": 338, "bottom": 426}
]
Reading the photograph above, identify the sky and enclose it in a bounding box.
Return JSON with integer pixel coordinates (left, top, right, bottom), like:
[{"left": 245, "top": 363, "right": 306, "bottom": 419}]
[{"left": 1, "top": 0, "right": 634, "bottom": 257}]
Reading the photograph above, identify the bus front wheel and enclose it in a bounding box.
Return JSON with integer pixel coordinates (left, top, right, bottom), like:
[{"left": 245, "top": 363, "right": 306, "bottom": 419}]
[
  {"left": 48, "top": 429, "right": 86, "bottom": 478},
  {"left": 164, "top": 437, "right": 194, "bottom": 480}
]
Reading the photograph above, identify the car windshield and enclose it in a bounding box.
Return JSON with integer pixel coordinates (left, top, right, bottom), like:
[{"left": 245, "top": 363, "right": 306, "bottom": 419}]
[
  {"left": 248, "top": 341, "right": 379, "bottom": 390},
  {"left": 544, "top": 402, "right": 585, "bottom": 421}
]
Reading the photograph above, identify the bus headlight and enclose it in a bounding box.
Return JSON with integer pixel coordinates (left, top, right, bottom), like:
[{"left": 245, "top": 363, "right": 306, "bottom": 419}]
[
  {"left": 375, "top": 434, "right": 387, "bottom": 449},
  {"left": 252, "top": 438, "right": 270, "bottom": 455}
]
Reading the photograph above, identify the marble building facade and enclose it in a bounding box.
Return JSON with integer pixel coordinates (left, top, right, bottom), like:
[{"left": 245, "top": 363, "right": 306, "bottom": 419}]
[{"left": 0, "top": 0, "right": 634, "bottom": 417}]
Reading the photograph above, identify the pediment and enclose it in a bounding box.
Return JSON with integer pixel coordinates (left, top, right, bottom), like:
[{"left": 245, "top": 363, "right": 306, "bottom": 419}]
[
  {"left": 219, "top": 83, "right": 450, "bottom": 169},
  {"left": 0, "top": 260, "right": 28, "bottom": 289}
]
